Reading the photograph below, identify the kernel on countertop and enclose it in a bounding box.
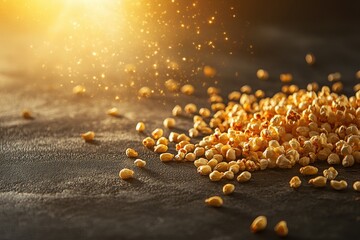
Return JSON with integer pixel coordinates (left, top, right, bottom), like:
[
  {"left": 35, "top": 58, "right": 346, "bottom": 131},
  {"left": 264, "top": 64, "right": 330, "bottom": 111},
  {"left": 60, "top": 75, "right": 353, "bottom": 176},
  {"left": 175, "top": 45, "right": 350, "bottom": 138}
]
[
  {"left": 274, "top": 220, "right": 289, "bottom": 237},
  {"left": 81, "top": 131, "right": 95, "bottom": 141},
  {"left": 119, "top": 168, "right": 134, "bottom": 180},
  {"left": 250, "top": 216, "right": 267, "bottom": 233}
]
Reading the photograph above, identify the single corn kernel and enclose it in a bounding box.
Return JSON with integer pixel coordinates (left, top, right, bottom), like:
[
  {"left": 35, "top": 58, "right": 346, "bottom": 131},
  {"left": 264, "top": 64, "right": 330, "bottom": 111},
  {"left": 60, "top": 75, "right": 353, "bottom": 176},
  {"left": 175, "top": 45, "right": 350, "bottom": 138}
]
[
  {"left": 225, "top": 148, "right": 236, "bottom": 161},
  {"left": 160, "top": 153, "right": 174, "bottom": 162},
  {"left": 156, "top": 137, "right": 169, "bottom": 146},
  {"left": 342, "top": 155, "right": 355, "bottom": 167},
  {"left": 126, "top": 148, "right": 138, "bottom": 158},
  {"left": 151, "top": 128, "right": 163, "bottom": 140},
  {"left": 299, "top": 166, "right": 318, "bottom": 175},
  {"left": 328, "top": 72, "right": 341, "bottom": 82},
  {"left": 256, "top": 69, "right": 269, "bottom": 80},
  {"left": 185, "top": 153, "right": 196, "bottom": 161},
  {"left": 209, "top": 170, "right": 223, "bottom": 181},
  {"left": 136, "top": 122, "right": 145, "bottom": 132},
  {"left": 197, "top": 165, "right": 212, "bottom": 175},
  {"left": 207, "top": 86, "right": 220, "bottom": 96},
  {"left": 194, "top": 147, "right": 205, "bottom": 157},
  {"left": 305, "top": 53, "right": 316, "bottom": 65},
  {"left": 222, "top": 183, "right": 235, "bottom": 195},
  {"left": 330, "top": 180, "right": 348, "bottom": 190},
  {"left": 154, "top": 144, "right": 168, "bottom": 153},
  {"left": 194, "top": 158, "right": 208, "bottom": 167},
  {"left": 223, "top": 170, "right": 235, "bottom": 180},
  {"left": 332, "top": 82, "right": 343, "bottom": 93},
  {"left": 181, "top": 84, "right": 195, "bottom": 95},
  {"left": 276, "top": 154, "right": 292, "bottom": 168},
  {"left": 289, "top": 176, "right": 302, "bottom": 189},
  {"left": 163, "top": 118, "right": 176, "bottom": 129},
  {"left": 205, "top": 196, "right": 223, "bottom": 207},
  {"left": 138, "top": 86, "right": 152, "bottom": 98},
  {"left": 119, "top": 168, "right": 134, "bottom": 180},
  {"left": 250, "top": 216, "right": 267, "bottom": 233},
  {"left": 184, "top": 103, "right": 197, "bottom": 114},
  {"left": 274, "top": 220, "right": 289, "bottom": 237},
  {"left": 81, "top": 131, "right": 95, "bottom": 141},
  {"left": 327, "top": 153, "right": 340, "bottom": 165},
  {"left": 323, "top": 167, "right": 338, "bottom": 180},
  {"left": 164, "top": 79, "right": 179, "bottom": 92},
  {"left": 169, "top": 132, "right": 179, "bottom": 142},
  {"left": 299, "top": 156, "right": 310, "bottom": 166},
  {"left": 22, "top": 110, "right": 33, "bottom": 119},
  {"left": 237, "top": 171, "right": 251, "bottom": 183},
  {"left": 189, "top": 128, "right": 199, "bottom": 138},
  {"left": 203, "top": 66, "right": 217, "bottom": 77},
  {"left": 353, "top": 181, "right": 360, "bottom": 192},
  {"left": 207, "top": 159, "right": 218, "bottom": 169},
  {"left": 107, "top": 107, "right": 120, "bottom": 117},
  {"left": 142, "top": 137, "right": 155, "bottom": 149},
  {"left": 172, "top": 105, "right": 182, "bottom": 116},
  {"left": 280, "top": 73, "right": 293, "bottom": 83},
  {"left": 308, "top": 176, "right": 327, "bottom": 187},
  {"left": 134, "top": 159, "right": 146, "bottom": 168},
  {"left": 199, "top": 108, "right": 211, "bottom": 118}
]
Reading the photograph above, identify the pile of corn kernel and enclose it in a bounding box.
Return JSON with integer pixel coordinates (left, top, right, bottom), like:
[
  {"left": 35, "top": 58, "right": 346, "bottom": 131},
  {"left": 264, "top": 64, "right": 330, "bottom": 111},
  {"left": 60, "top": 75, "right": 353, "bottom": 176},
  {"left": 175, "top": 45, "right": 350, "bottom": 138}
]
[{"left": 77, "top": 54, "right": 360, "bottom": 237}]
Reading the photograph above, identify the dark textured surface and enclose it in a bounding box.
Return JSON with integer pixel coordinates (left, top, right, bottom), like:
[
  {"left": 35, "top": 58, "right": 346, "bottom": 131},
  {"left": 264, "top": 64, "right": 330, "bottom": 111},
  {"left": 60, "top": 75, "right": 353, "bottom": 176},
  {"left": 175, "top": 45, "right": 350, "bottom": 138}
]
[{"left": 1, "top": 3, "right": 360, "bottom": 240}]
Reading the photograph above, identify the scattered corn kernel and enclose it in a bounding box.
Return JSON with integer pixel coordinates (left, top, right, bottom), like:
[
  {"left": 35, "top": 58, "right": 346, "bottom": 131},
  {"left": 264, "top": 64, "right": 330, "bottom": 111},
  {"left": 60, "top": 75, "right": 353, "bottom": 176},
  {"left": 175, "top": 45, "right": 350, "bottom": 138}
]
[
  {"left": 22, "top": 110, "right": 33, "bottom": 119},
  {"left": 332, "top": 82, "right": 343, "bottom": 93},
  {"left": 327, "top": 153, "right": 340, "bottom": 165},
  {"left": 126, "top": 148, "right": 138, "bottom": 158},
  {"left": 308, "top": 176, "right": 327, "bottom": 187},
  {"left": 289, "top": 176, "right": 302, "bottom": 189},
  {"left": 209, "top": 170, "right": 223, "bottom": 181},
  {"left": 305, "top": 53, "right": 316, "bottom": 65},
  {"left": 160, "top": 153, "right": 174, "bottom": 162},
  {"left": 134, "top": 159, "right": 146, "bottom": 168},
  {"left": 205, "top": 196, "right": 223, "bottom": 207},
  {"left": 256, "top": 69, "right": 269, "bottom": 80},
  {"left": 353, "top": 181, "right": 360, "bottom": 192},
  {"left": 136, "top": 122, "right": 145, "bottom": 132},
  {"left": 184, "top": 103, "right": 197, "bottom": 114},
  {"left": 72, "top": 85, "right": 86, "bottom": 95},
  {"left": 163, "top": 118, "right": 176, "bottom": 129},
  {"left": 181, "top": 84, "right": 195, "bottom": 95},
  {"left": 154, "top": 144, "right": 168, "bottom": 153},
  {"left": 280, "top": 73, "right": 293, "bottom": 83},
  {"left": 138, "top": 86, "right": 152, "bottom": 98},
  {"left": 323, "top": 167, "right": 338, "bottom": 180},
  {"left": 119, "top": 168, "right": 134, "bottom": 180},
  {"left": 107, "top": 107, "right": 120, "bottom": 117},
  {"left": 274, "top": 220, "right": 288, "bottom": 237},
  {"left": 328, "top": 72, "right": 341, "bottom": 82},
  {"left": 299, "top": 166, "right": 318, "bottom": 175},
  {"left": 197, "top": 165, "right": 212, "bottom": 175},
  {"left": 142, "top": 137, "right": 155, "bottom": 149},
  {"left": 152, "top": 128, "right": 163, "bottom": 140},
  {"left": 222, "top": 183, "right": 235, "bottom": 195},
  {"left": 330, "top": 180, "right": 348, "bottom": 190},
  {"left": 203, "top": 66, "right": 217, "bottom": 78},
  {"left": 81, "top": 131, "right": 95, "bottom": 141},
  {"left": 250, "top": 216, "right": 267, "bottom": 233},
  {"left": 237, "top": 171, "right": 251, "bottom": 183},
  {"left": 164, "top": 79, "right": 180, "bottom": 92},
  {"left": 172, "top": 105, "right": 182, "bottom": 116}
]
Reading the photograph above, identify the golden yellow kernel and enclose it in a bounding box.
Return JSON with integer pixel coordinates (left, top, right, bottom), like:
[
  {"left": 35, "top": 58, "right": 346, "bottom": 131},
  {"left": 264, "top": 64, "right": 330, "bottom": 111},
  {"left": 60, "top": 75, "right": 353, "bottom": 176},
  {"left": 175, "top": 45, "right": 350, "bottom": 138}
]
[
  {"left": 142, "top": 137, "right": 155, "bottom": 149},
  {"left": 169, "top": 132, "right": 179, "bottom": 142},
  {"left": 327, "top": 153, "right": 340, "bottom": 165},
  {"left": 136, "top": 122, "right": 145, "bottom": 132},
  {"left": 199, "top": 108, "right": 211, "bottom": 118},
  {"left": 307, "top": 82, "right": 319, "bottom": 92},
  {"left": 250, "top": 216, "right": 267, "bottom": 233},
  {"left": 119, "top": 168, "right": 134, "bottom": 180},
  {"left": 289, "top": 176, "right": 302, "bottom": 189},
  {"left": 184, "top": 103, "right": 197, "bottom": 114},
  {"left": 223, "top": 170, "right": 235, "bottom": 180},
  {"left": 255, "top": 89, "right": 265, "bottom": 98},
  {"left": 107, "top": 107, "right": 120, "bottom": 117},
  {"left": 207, "top": 159, "right": 218, "bottom": 169},
  {"left": 172, "top": 105, "right": 182, "bottom": 116},
  {"left": 308, "top": 176, "right": 327, "bottom": 187},
  {"left": 209, "top": 170, "right": 223, "bottom": 181},
  {"left": 185, "top": 152, "right": 196, "bottom": 161},
  {"left": 197, "top": 165, "right": 212, "bottom": 175},
  {"left": 222, "top": 183, "right": 235, "bottom": 195},
  {"left": 189, "top": 128, "right": 199, "bottom": 138},
  {"left": 181, "top": 84, "right": 195, "bottom": 95},
  {"left": 256, "top": 69, "right": 269, "bottom": 80},
  {"left": 126, "top": 148, "right": 138, "bottom": 158},
  {"left": 323, "top": 167, "right": 338, "bottom": 180},
  {"left": 134, "top": 159, "right": 146, "bottom": 168},
  {"left": 205, "top": 196, "right": 223, "bottom": 207},
  {"left": 299, "top": 166, "right": 318, "bottom": 175},
  {"left": 342, "top": 155, "right": 355, "bottom": 167},
  {"left": 138, "top": 86, "right": 152, "bottom": 98},
  {"left": 163, "top": 118, "right": 176, "bottom": 129},
  {"left": 203, "top": 66, "right": 217, "bottom": 78},
  {"left": 160, "top": 153, "right": 174, "bottom": 162},
  {"left": 280, "top": 73, "right": 293, "bottom": 83},
  {"left": 274, "top": 220, "right": 289, "bottom": 237},
  {"left": 305, "top": 53, "right": 316, "bottom": 65},
  {"left": 237, "top": 171, "right": 251, "bottom": 183},
  {"left": 328, "top": 72, "right": 341, "bottom": 82},
  {"left": 154, "top": 144, "right": 168, "bottom": 153},
  {"left": 353, "top": 181, "right": 360, "bottom": 192},
  {"left": 354, "top": 83, "right": 360, "bottom": 92},
  {"left": 330, "top": 180, "right": 348, "bottom": 190},
  {"left": 156, "top": 137, "right": 169, "bottom": 146},
  {"left": 207, "top": 86, "right": 220, "bottom": 96},
  {"left": 81, "top": 131, "right": 95, "bottom": 141},
  {"left": 332, "top": 82, "right": 343, "bottom": 93},
  {"left": 151, "top": 128, "right": 164, "bottom": 140},
  {"left": 240, "top": 85, "right": 252, "bottom": 94}
]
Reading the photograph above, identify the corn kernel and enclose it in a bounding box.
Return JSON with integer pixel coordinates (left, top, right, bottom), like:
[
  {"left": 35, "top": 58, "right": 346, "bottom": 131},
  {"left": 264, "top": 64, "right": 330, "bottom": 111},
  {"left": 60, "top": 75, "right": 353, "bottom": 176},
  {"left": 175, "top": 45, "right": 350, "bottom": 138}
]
[
  {"left": 154, "top": 144, "right": 168, "bottom": 153},
  {"left": 107, "top": 107, "right": 120, "bottom": 117},
  {"left": 199, "top": 108, "right": 211, "bottom": 118},
  {"left": 353, "top": 181, "right": 360, "bottom": 192},
  {"left": 299, "top": 166, "right": 318, "bottom": 175},
  {"left": 274, "top": 220, "right": 288, "bottom": 237},
  {"left": 184, "top": 103, "right": 197, "bottom": 114},
  {"left": 205, "top": 196, "right": 223, "bottom": 207},
  {"left": 250, "top": 216, "right": 267, "bottom": 233},
  {"left": 156, "top": 137, "right": 169, "bottom": 146},
  {"left": 256, "top": 69, "right": 269, "bottom": 80},
  {"left": 289, "top": 176, "right": 302, "bottom": 189},
  {"left": 151, "top": 128, "right": 163, "bottom": 140},
  {"left": 280, "top": 73, "right": 293, "bottom": 83},
  {"left": 330, "top": 180, "right": 348, "bottom": 190},
  {"left": 163, "top": 118, "right": 176, "bottom": 129},
  {"left": 126, "top": 148, "right": 138, "bottom": 158},
  {"left": 197, "top": 165, "right": 212, "bottom": 175},
  {"left": 222, "top": 183, "right": 235, "bottom": 195},
  {"left": 142, "top": 137, "right": 155, "bottom": 149},
  {"left": 138, "top": 86, "right": 152, "bottom": 98},
  {"left": 160, "top": 153, "right": 174, "bottom": 162},
  {"left": 136, "top": 122, "right": 145, "bottom": 132},
  {"left": 22, "top": 109, "right": 33, "bottom": 119},
  {"left": 308, "top": 176, "right": 327, "bottom": 187},
  {"left": 323, "top": 167, "right": 338, "bottom": 180},
  {"left": 237, "top": 171, "right": 251, "bottom": 182},
  {"left": 209, "top": 170, "right": 223, "bottom": 181},
  {"left": 81, "top": 131, "right": 95, "bottom": 141},
  {"left": 172, "top": 105, "right": 182, "bottom": 116},
  {"left": 328, "top": 72, "right": 341, "bottom": 82},
  {"left": 305, "top": 53, "right": 316, "bottom": 65},
  {"left": 181, "top": 84, "right": 195, "bottom": 95},
  {"left": 119, "top": 168, "right": 134, "bottom": 180},
  {"left": 134, "top": 159, "right": 146, "bottom": 168}
]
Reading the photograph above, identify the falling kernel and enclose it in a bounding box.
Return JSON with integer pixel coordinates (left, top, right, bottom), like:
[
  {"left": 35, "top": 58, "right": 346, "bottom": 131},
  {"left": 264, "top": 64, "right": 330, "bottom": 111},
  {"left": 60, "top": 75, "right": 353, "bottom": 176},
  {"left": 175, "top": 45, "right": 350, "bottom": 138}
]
[
  {"left": 138, "top": 87, "right": 152, "bottom": 98},
  {"left": 107, "top": 107, "right": 120, "bottom": 117},
  {"left": 181, "top": 84, "right": 195, "bottom": 95},
  {"left": 280, "top": 73, "right": 293, "bottom": 83},
  {"left": 203, "top": 65, "right": 217, "bottom": 77},
  {"left": 256, "top": 69, "right": 269, "bottom": 80},
  {"left": 305, "top": 53, "right": 316, "bottom": 65},
  {"left": 164, "top": 79, "right": 180, "bottom": 92},
  {"left": 328, "top": 72, "right": 341, "bottom": 82}
]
